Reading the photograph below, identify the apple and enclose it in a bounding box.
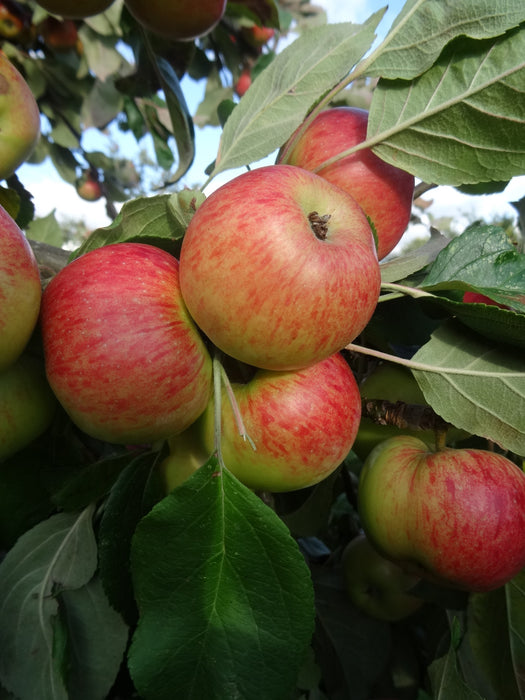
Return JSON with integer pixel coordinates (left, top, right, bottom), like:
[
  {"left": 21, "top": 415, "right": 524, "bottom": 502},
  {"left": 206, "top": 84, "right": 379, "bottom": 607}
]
[
  {"left": 40, "top": 242, "right": 213, "bottom": 445},
  {"left": 234, "top": 68, "right": 251, "bottom": 97},
  {"left": 342, "top": 533, "right": 424, "bottom": 622},
  {"left": 159, "top": 422, "right": 209, "bottom": 492},
  {"left": 358, "top": 435, "right": 525, "bottom": 592},
  {"left": 123, "top": 0, "right": 227, "bottom": 41},
  {"left": 199, "top": 352, "right": 361, "bottom": 493},
  {"left": 241, "top": 25, "right": 275, "bottom": 49},
  {"left": 76, "top": 173, "right": 102, "bottom": 201},
  {"left": 0, "top": 49, "right": 40, "bottom": 181},
  {"left": 278, "top": 107, "right": 415, "bottom": 260},
  {"left": 34, "top": 0, "right": 115, "bottom": 18},
  {"left": 0, "top": 352, "right": 57, "bottom": 460},
  {"left": 179, "top": 164, "right": 380, "bottom": 371},
  {"left": 39, "top": 17, "right": 78, "bottom": 51},
  {"left": 463, "top": 291, "right": 509, "bottom": 308},
  {"left": 353, "top": 363, "right": 468, "bottom": 460},
  {"left": 0, "top": 4, "right": 24, "bottom": 39},
  {"left": 0, "top": 204, "right": 42, "bottom": 372}
]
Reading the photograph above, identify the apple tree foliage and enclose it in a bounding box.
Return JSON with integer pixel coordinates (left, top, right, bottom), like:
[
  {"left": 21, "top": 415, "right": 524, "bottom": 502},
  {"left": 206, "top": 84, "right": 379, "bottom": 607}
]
[{"left": 1, "top": 0, "right": 525, "bottom": 699}]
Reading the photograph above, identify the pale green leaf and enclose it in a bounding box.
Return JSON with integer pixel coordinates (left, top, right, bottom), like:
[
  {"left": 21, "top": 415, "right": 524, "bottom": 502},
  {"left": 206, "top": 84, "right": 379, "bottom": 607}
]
[
  {"left": 367, "top": 0, "right": 525, "bottom": 79},
  {"left": 128, "top": 459, "right": 315, "bottom": 700},
  {"left": 411, "top": 321, "right": 525, "bottom": 455},
  {"left": 0, "top": 508, "right": 97, "bottom": 700},
  {"left": 369, "top": 27, "right": 525, "bottom": 186},
  {"left": 211, "top": 13, "right": 384, "bottom": 178}
]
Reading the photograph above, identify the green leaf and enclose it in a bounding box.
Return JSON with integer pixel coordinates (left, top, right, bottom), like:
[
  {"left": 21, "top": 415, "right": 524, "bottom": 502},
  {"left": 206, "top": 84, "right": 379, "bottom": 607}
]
[
  {"left": 59, "top": 576, "right": 129, "bottom": 700},
  {"left": 411, "top": 321, "right": 525, "bottom": 455},
  {"left": 367, "top": 0, "right": 525, "bottom": 79},
  {"left": 428, "top": 631, "right": 485, "bottom": 700},
  {"left": 128, "top": 459, "right": 315, "bottom": 699},
  {"left": 380, "top": 227, "right": 450, "bottom": 283},
  {"left": 506, "top": 569, "right": 525, "bottom": 698},
  {"left": 369, "top": 28, "right": 525, "bottom": 186},
  {"left": 0, "top": 508, "right": 97, "bottom": 700},
  {"left": 26, "top": 211, "right": 65, "bottom": 247},
  {"left": 71, "top": 193, "right": 180, "bottom": 259},
  {"left": 460, "top": 590, "right": 521, "bottom": 700},
  {"left": 422, "top": 224, "right": 525, "bottom": 311},
  {"left": 210, "top": 14, "right": 383, "bottom": 178}
]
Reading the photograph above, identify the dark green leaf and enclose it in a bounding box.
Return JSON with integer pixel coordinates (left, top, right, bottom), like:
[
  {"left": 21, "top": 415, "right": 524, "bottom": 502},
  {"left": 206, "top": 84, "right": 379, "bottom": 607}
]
[
  {"left": 506, "top": 569, "right": 525, "bottom": 698},
  {"left": 128, "top": 459, "right": 315, "bottom": 700},
  {"left": 0, "top": 508, "right": 97, "bottom": 700}
]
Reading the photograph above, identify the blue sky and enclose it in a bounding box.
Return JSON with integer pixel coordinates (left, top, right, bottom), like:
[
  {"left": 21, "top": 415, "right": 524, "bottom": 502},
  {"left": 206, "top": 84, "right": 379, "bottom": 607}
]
[{"left": 17, "top": 0, "right": 524, "bottom": 237}]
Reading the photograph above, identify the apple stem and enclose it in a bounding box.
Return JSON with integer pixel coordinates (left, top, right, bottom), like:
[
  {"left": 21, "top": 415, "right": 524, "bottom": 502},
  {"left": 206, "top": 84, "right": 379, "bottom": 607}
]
[
  {"left": 212, "top": 356, "right": 227, "bottom": 472},
  {"left": 434, "top": 429, "right": 448, "bottom": 451},
  {"left": 308, "top": 211, "right": 331, "bottom": 240},
  {"left": 219, "top": 363, "right": 257, "bottom": 451}
]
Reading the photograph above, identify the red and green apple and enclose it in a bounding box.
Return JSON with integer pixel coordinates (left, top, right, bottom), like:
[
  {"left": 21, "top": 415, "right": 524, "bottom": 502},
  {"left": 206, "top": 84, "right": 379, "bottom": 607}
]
[
  {"left": 358, "top": 435, "right": 525, "bottom": 592},
  {"left": 179, "top": 164, "right": 380, "bottom": 371},
  {"left": 34, "top": 0, "right": 115, "bottom": 18},
  {"left": 0, "top": 204, "right": 42, "bottom": 371},
  {"left": 40, "top": 242, "right": 213, "bottom": 445},
  {"left": 278, "top": 107, "right": 415, "bottom": 260},
  {"left": 199, "top": 352, "right": 361, "bottom": 492},
  {"left": 123, "top": 0, "right": 227, "bottom": 41}
]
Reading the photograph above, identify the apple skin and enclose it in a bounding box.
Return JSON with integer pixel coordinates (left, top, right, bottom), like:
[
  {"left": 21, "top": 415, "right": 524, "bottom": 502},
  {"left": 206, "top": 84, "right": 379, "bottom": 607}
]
[
  {"left": 0, "top": 50, "right": 40, "bottom": 181},
  {"left": 123, "top": 0, "right": 227, "bottom": 41},
  {"left": 40, "top": 243, "right": 213, "bottom": 445},
  {"left": 199, "top": 352, "right": 361, "bottom": 492},
  {"left": 0, "top": 352, "right": 57, "bottom": 460},
  {"left": 463, "top": 291, "right": 509, "bottom": 308},
  {"left": 34, "top": 0, "right": 115, "bottom": 18},
  {"left": 278, "top": 107, "right": 415, "bottom": 260},
  {"left": 342, "top": 533, "right": 424, "bottom": 622},
  {"left": 0, "top": 204, "right": 42, "bottom": 372},
  {"left": 358, "top": 435, "right": 525, "bottom": 592},
  {"left": 179, "top": 164, "right": 380, "bottom": 371},
  {"left": 76, "top": 175, "right": 102, "bottom": 201},
  {"left": 39, "top": 17, "right": 78, "bottom": 51}
]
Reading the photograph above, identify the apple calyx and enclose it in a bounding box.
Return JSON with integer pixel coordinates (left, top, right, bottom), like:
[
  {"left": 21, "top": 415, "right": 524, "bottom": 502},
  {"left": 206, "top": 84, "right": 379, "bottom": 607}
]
[{"left": 308, "top": 211, "right": 331, "bottom": 240}]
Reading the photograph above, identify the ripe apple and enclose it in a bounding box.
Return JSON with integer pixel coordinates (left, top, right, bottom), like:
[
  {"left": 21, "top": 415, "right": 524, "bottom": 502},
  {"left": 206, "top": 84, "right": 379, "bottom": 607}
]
[
  {"left": 462, "top": 291, "right": 509, "bottom": 308},
  {"left": 0, "top": 50, "right": 40, "bottom": 181},
  {"left": 159, "top": 422, "right": 209, "bottom": 492},
  {"left": 0, "top": 4, "right": 24, "bottom": 39},
  {"left": 241, "top": 25, "right": 275, "bottom": 48},
  {"left": 234, "top": 68, "right": 251, "bottom": 97},
  {"left": 40, "top": 242, "right": 213, "bottom": 445},
  {"left": 39, "top": 17, "right": 78, "bottom": 51},
  {"left": 34, "top": 0, "right": 115, "bottom": 18},
  {"left": 278, "top": 107, "right": 415, "bottom": 260},
  {"left": 123, "top": 0, "right": 227, "bottom": 41},
  {"left": 342, "top": 533, "right": 424, "bottom": 622},
  {"left": 358, "top": 435, "right": 525, "bottom": 592},
  {"left": 199, "top": 352, "right": 361, "bottom": 492},
  {"left": 0, "top": 204, "right": 42, "bottom": 372},
  {"left": 76, "top": 173, "right": 102, "bottom": 201},
  {"left": 0, "top": 352, "right": 57, "bottom": 460},
  {"left": 179, "top": 164, "right": 380, "bottom": 371}
]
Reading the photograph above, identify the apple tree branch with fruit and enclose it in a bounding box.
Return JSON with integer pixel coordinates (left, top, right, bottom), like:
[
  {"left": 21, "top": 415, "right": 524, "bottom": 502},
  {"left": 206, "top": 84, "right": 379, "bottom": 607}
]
[{"left": 0, "top": 1, "right": 525, "bottom": 699}]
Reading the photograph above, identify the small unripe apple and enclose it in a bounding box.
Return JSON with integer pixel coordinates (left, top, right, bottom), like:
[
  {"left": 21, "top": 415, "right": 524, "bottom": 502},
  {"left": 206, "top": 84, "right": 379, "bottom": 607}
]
[
  {"left": 40, "top": 243, "right": 213, "bottom": 445},
  {"left": 359, "top": 435, "right": 525, "bottom": 592},
  {"left": 76, "top": 173, "right": 102, "bottom": 201},
  {"left": 342, "top": 533, "right": 424, "bottom": 622},
  {"left": 34, "top": 0, "right": 115, "bottom": 18},
  {"left": 180, "top": 164, "right": 380, "bottom": 371},
  {"left": 199, "top": 352, "right": 361, "bottom": 493},
  {"left": 278, "top": 107, "right": 415, "bottom": 260},
  {"left": 234, "top": 68, "right": 251, "bottom": 97},
  {"left": 241, "top": 25, "right": 274, "bottom": 48},
  {"left": 0, "top": 4, "right": 24, "bottom": 39},
  {"left": 0, "top": 204, "right": 42, "bottom": 371},
  {"left": 123, "top": 0, "right": 227, "bottom": 41},
  {"left": 0, "top": 50, "right": 40, "bottom": 181},
  {"left": 0, "top": 352, "right": 57, "bottom": 460}
]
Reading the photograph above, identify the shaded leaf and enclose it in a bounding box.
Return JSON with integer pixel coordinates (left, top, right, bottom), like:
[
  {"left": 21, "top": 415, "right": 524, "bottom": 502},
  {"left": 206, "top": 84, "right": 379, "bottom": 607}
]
[
  {"left": 26, "top": 211, "right": 64, "bottom": 248},
  {"left": 380, "top": 227, "right": 450, "bottom": 283},
  {"left": 0, "top": 508, "right": 97, "bottom": 700},
  {"left": 211, "top": 13, "right": 383, "bottom": 178},
  {"left": 128, "top": 459, "right": 315, "bottom": 700},
  {"left": 506, "top": 569, "right": 525, "bottom": 699},
  {"left": 60, "top": 577, "right": 129, "bottom": 700},
  {"left": 369, "top": 28, "right": 525, "bottom": 186},
  {"left": 367, "top": 0, "right": 525, "bottom": 79},
  {"left": 411, "top": 321, "right": 525, "bottom": 455}
]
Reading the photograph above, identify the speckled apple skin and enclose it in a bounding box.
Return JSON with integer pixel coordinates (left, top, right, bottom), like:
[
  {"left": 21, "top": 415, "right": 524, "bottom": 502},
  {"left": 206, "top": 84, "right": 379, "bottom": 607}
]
[{"left": 359, "top": 435, "right": 525, "bottom": 592}]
